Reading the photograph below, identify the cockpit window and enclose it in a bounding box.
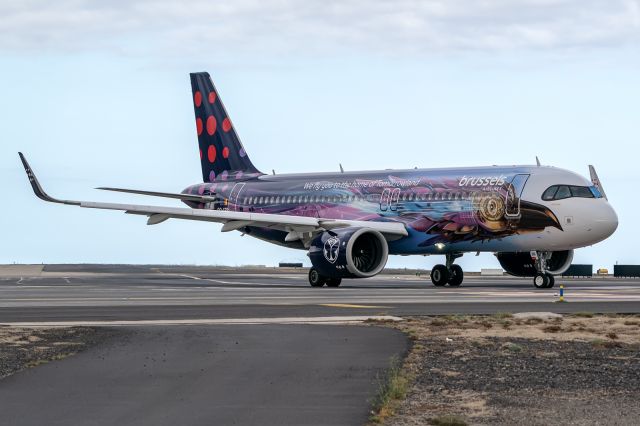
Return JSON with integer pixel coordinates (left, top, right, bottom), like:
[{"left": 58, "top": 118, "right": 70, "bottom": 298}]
[
  {"left": 542, "top": 186, "right": 558, "bottom": 201},
  {"left": 542, "top": 184, "right": 601, "bottom": 201},
  {"left": 555, "top": 185, "right": 571, "bottom": 200},
  {"left": 570, "top": 186, "right": 594, "bottom": 198}
]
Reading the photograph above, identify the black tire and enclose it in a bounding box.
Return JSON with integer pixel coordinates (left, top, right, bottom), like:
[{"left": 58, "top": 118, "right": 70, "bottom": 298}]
[
  {"left": 431, "top": 264, "right": 449, "bottom": 287},
  {"left": 308, "top": 268, "right": 326, "bottom": 287},
  {"left": 448, "top": 264, "right": 464, "bottom": 286},
  {"left": 326, "top": 278, "right": 342, "bottom": 287},
  {"left": 533, "top": 273, "right": 549, "bottom": 289},
  {"left": 546, "top": 274, "right": 555, "bottom": 288}
]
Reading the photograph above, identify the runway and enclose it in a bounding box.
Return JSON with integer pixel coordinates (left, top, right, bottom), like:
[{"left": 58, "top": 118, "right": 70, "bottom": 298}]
[
  {"left": 2, "top": 265, "right": 639, "bottom": 425},
  {"left": 1, "top": 265, "right": 640, "bottom": 322}
]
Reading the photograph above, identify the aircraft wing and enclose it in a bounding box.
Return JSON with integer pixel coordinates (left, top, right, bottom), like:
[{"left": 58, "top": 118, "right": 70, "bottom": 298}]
[{"left": 19, "top": 153, "right": 407, "bottom": 240}]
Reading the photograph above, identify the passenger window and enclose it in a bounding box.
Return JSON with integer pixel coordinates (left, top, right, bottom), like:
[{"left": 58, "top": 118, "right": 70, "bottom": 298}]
[{"left": 555, "top": 186, "right": 571, "bottom": 200}]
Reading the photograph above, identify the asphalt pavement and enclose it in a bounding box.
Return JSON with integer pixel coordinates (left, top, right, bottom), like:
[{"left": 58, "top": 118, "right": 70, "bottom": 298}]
[
  {"left": 1, "top": 266, "right": 640, "bottom": 322},
  {"left": 0, "top": 324, "right": 407, "bottom": 426}
]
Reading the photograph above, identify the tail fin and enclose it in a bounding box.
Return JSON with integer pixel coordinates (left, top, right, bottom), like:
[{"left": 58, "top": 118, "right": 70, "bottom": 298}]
[{"left": 190, "top": 72, "right": 262, "bottom": 182}]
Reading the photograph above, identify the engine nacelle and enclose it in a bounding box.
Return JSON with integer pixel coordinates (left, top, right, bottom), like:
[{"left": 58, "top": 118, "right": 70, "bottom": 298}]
[
  {"left": 497, "top": 250, "right": 574, "bottom": 277},
  {"left": 308, "top": 228, "right": 389, "bottom": 279}
]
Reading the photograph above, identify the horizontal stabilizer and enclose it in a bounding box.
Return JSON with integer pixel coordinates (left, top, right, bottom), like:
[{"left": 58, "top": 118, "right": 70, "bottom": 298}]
[{"left": 97, "top": 187, "right": 217, "bottom": 203}]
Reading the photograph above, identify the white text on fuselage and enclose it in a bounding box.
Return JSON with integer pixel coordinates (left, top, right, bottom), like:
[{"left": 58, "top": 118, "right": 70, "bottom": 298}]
[
  {"left": 458, "top": 175, "right": 507, "bottom": 188},
  {"left": 303, "top": 179, "right": 421, "bottom": 191}
]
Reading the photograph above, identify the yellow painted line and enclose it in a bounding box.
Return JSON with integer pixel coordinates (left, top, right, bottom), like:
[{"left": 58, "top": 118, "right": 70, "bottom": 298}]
[{"left": 320, "top": 303, "right": 391, "bottom": 309}]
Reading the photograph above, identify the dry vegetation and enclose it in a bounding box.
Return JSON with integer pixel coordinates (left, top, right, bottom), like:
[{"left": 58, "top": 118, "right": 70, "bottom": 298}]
[
  {"left": 369, "top": 313, "right": 640, "bottom": 426},
  {"left": 0, "top": 326, "right": 101, "bottom": 379}
]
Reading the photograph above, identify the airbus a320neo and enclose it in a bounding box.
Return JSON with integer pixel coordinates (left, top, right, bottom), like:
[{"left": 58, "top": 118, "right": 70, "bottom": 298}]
[{"left": 20, "top": 72, "right": 618, "bottom": 288}]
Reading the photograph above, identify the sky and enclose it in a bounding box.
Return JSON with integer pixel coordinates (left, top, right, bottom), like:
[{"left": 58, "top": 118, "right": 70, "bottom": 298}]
[{"left": 1, "top": 0, "right": 639, "bottom": 270}]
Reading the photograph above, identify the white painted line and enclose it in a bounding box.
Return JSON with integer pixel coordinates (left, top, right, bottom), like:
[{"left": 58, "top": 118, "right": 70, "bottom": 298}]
[{"left": 0, "top": 315, "right": 404, "bottom": 327}]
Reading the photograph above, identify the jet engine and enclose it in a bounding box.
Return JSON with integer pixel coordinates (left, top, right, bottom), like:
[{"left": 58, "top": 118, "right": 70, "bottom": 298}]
[
  {"left": 496, "top": 250, "right": 574, "bottom": 276},
  {"left": 308, "top": 228, "right": 389, "bottom": 279}
]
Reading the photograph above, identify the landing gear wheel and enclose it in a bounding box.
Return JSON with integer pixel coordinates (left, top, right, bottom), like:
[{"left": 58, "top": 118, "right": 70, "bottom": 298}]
[
  {"left": 308, "top": 268, "right": 326, "bottom": 287},
  {"left": 325, "top": 278, "right": 342, "bottom": 287},
  {"left": 448, "top": 264, "right": 464, "bottom": 287},
  {"left": 431, "top": 264, "right": 450, "bottom": 287},
  {"left": 533, "top": 273, "right": 550, "bottom": 289},
  {"left": 546, "top": 274, "right": 555, "bottom": 288}
]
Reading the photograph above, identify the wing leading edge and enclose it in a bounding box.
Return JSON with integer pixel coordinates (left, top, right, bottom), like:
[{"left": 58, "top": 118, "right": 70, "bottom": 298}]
[{"left": 18, "top": 153, "right": 407, "bottom": 241}]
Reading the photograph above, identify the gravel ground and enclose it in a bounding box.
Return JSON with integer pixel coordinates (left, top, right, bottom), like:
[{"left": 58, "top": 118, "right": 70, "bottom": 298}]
[
  {"left": 385, "top": 315, "right": 640, "bottom": 426},
  {"left": 0, "top": 326, "right": 108, "bottom": 379}
]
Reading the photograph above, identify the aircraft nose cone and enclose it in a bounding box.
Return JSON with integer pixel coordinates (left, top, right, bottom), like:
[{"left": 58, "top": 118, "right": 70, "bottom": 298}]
[{"left": 594, "top": 201, "right": 618, "bottom": 240}]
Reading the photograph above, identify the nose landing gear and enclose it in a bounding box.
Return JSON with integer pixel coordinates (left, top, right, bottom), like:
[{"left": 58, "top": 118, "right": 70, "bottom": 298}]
[
  {"left": 531, "top": 251, "right": 555, "bottom": 289},
  {"left": 430, "top": 253, "right": 464, "bottom": 287}
]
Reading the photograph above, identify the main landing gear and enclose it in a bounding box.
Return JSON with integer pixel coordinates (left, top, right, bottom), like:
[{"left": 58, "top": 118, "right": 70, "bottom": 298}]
[
  {"left": 531, "top": 251, "right": 555, "bottom": 289},
  {"left": 430, "top": 253, "right": 464, "bottom": 287},
  {"left": 308, "top": 268, "right": 342, "bottom": 288}
]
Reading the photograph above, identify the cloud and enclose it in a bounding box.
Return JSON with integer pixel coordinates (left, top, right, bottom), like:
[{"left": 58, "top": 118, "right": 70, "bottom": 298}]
[{"left": 1, "top": 0, "right": 638, "bottom": 56}]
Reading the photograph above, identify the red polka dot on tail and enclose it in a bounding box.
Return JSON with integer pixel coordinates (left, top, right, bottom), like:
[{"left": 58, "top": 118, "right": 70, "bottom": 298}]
[
  {"left": 222, "top": 117, "right": 232, "bottom": 132},
  {"left": 206, "top": 116, "right": 217, "bottom": 135},
  {"left": 222, "top": 146, "right": 229, "bottom": 159},
  {"left": 207, "top": 145, "right": 216, "bottom": 163},
  {"left": 209, "top": 92, "right": 217, "bottom": 104},
  {"left": 196, "top": 118, "right": 203, "bottom": 135},
  {"left": 194, "top": 91, "right": 202, "bottom": 107}
]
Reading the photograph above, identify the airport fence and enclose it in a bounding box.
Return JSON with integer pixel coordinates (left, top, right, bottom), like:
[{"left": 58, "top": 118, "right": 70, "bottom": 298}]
[
  {"left": 614, "top": 265, "right": 640, "bottom": 278},
  {"left": 562, "top": 264, "right": 593, "bottom": 277}
]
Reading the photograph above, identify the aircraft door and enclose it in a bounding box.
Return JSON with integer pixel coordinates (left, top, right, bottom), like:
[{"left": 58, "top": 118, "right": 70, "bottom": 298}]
[
  {"left": 505, "top": 174, "right": 529, "bottom": 218},
  {"left": 229, "top": 183, "right": 246, "bottom": 212}
]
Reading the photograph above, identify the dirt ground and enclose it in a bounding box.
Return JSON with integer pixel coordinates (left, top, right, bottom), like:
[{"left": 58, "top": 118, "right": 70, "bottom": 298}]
[
  {"left": 382, "top": 313, "right": 640, "bottom": 426},
  {"left": 0, "top": 326, "right": 105, "bottom": 379}
]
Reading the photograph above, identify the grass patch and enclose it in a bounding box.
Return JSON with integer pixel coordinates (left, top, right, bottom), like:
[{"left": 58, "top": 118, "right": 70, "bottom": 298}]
[
  {"left": 24, "top": 353, "right": 73, "bottom": 369},
  {"left": 429, "top": 414, "right": 468, "bottom": 426},
  {"left": 572, "top": 312, "right": 594, "bottom": 318},
  {"left": 543, "top": 325, "right": 562, "bottom": 333},
  {"left": 502, "top": 342, "right": 523, "bottom": 352},
  {"left": 606, "top": 332, "right": 619, "bottom": 340},
  {"left": 501, "top": 320, "right": 513, "bottom": 329},
  {"left": 369, "top": 356, "right": 410, "bottom": 423},
  {"left": 492, "top": 312, "right": 513, "bottom": 320},
  {"left": 591, "top": 339, "right": 621, "bottom": 349}
]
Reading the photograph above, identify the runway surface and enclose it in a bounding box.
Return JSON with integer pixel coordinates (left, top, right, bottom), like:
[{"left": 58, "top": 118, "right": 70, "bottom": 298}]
[
  {"left": 1, "top": 266, "right": 640, "bottom": 322},
  {"left": 0, "top": 325, "right": 407, "bottom": 426},
  {"left": 1, "top": 265, "right": 639, "bottom": 424}
]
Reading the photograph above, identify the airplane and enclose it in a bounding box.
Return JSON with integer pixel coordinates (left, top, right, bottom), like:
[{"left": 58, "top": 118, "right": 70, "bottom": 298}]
[{"left": 19, "top": 72, "right": 618, "bottom": 289}]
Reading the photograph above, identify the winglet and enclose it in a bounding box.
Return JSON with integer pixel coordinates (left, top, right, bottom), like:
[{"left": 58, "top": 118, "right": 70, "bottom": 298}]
[
  {"left": 536, "top": 156, "right": 541, "bottom": 166},
  {"left": 18, "top": 153, "right": 80, "bottom": 205},
  {"left": 589, "top": 165, "right": 607, "bottom": 200}
]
